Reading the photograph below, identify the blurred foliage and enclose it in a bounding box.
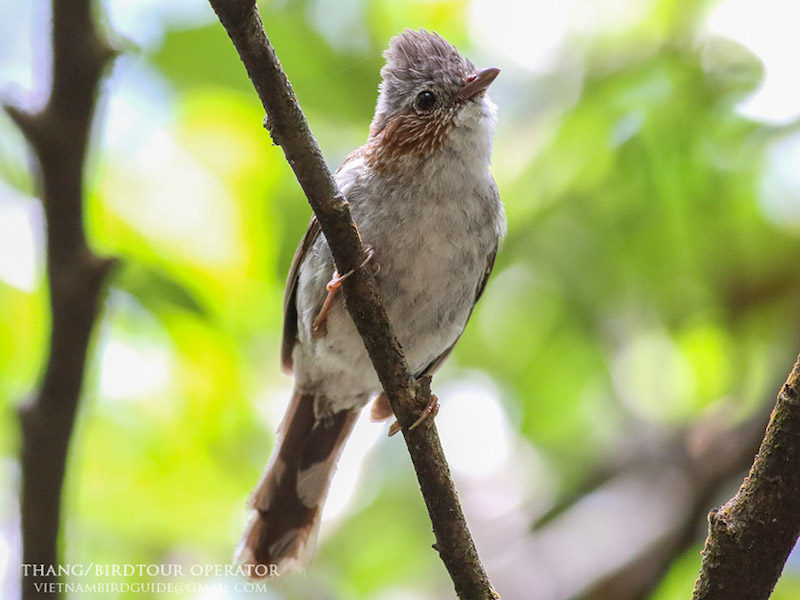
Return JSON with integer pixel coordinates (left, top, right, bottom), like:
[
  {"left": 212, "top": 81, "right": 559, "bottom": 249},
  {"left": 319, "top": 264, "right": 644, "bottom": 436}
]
[{"left": 2, "top": 0, "right": 800, "bottom": 598}]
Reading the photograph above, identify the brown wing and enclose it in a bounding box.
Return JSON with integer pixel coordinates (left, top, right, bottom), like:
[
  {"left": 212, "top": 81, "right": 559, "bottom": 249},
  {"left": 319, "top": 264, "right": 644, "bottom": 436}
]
[
  {"left": 280, "top": 148, "right": 367, "bottom": 374},
  {"left": 281, "top": 217, "right": 322, "bottom": 375}
]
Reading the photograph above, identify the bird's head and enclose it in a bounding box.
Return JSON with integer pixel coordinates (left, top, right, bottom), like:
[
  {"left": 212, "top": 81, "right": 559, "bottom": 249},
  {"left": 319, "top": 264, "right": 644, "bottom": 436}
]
[{"left": 366, "top": 29, "right": 499, "bottom": 174}]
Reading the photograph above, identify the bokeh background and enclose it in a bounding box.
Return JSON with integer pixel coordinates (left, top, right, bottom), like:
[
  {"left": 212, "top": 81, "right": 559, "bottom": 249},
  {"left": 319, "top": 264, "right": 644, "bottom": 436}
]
[{"left": 2, "top": 0, "right": 800, "bottom": 598}]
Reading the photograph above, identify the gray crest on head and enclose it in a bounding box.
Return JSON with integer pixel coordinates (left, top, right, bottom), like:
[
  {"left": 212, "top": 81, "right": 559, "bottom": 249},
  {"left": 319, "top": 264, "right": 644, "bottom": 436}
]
[{"left": 375, "top": 29, "right": 475, "bottom": 119}]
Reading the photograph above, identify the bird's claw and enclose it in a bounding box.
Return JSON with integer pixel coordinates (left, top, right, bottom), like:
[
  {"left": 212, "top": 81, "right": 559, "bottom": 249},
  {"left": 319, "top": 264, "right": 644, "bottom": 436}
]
[
  {"left": 311, "top": 245, "right": 378, "bottom": 338},
  {"left": 327, "top": 244, "right": 378, "bottom": 292},
  {"left": 387, "top": 394, "right": 439, "bottom": 437},
  {"left": 409, "top": 394, "right": 440, "bottom": 430}
]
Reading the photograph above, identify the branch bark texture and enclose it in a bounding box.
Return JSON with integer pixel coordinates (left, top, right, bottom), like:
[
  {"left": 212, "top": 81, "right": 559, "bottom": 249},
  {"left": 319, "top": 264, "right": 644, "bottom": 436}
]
[
  {"left": 692, "top": 354, "right": 800, "bottom": 600},
  {"left": 206, "top": 2, "right": 498, "bottom": 598},
  {"left": 5, "top": 0, "right": 115, "bottom": 598}
]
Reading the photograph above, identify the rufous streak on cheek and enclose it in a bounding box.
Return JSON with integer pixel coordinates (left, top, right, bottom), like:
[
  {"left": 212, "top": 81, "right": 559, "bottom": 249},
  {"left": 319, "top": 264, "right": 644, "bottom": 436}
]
[{"left": 365, "top": 111, "right": 454, "bottom": 173}]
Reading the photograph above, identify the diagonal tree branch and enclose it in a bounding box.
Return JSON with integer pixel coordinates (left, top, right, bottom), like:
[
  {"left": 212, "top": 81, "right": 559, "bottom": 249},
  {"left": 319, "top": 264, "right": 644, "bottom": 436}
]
[
  {"left": 206, "top": 1, "right": 498, "bottom": 598},
  {"left": 5, "top": 0, "right": 116, "bottom": 598},
  {"left": 692, "top": 353, "right": 800, "bottom": 600}
]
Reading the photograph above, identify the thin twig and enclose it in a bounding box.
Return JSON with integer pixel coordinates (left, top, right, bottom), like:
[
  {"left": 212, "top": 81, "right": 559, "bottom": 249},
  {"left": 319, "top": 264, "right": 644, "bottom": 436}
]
[
  {"left": 206, "top": 1, "right": 498, "bottom": 597},
  {"left": 5, "top": 0, "right": 116, "bottom": 598},
  {"left": 692, "top": 354, "right": 800, "bottom": 600}
]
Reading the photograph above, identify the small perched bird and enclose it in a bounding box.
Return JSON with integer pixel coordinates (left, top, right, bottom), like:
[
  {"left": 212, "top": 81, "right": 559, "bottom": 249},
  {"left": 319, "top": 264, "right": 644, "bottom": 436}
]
[{"left": 237, "top": 28, "right": 505, "bottom": 574}]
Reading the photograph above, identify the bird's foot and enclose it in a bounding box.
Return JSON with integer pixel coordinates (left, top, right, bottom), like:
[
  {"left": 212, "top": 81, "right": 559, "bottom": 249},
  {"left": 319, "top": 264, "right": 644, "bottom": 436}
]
[
  {"left": 311, "top": 245, "right": 378, "bottom": 338},
  {"left": 388, "top": 394, "right": 440, "bottom": 437}
]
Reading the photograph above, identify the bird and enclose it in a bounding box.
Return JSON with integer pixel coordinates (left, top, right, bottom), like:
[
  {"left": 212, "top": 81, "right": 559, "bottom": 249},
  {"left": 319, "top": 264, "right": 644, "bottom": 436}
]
[{"left": 237, "top": 28, "right": 505, "bottom": 576}]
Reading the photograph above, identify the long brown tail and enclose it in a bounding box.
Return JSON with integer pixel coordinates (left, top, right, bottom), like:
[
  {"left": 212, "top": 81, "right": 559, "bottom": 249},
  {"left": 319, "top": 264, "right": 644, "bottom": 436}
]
[{"left": 236, "top": 392, "right": 359, "bottom": 576}]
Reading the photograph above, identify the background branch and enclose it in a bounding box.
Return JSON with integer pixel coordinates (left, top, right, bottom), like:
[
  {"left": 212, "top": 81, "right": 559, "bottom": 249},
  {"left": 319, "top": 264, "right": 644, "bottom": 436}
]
[
  {"left": 691, "top": 354, "right": 800, "bottom": 599},
  {"left": 4, "top": 0, "right": 115, "bottom": 598},
  {"left": 206, "top": 1, "right": 498, "bottom": 597},
  {"left": 582, "top": 403, "right": 770, "bottom": 600}
]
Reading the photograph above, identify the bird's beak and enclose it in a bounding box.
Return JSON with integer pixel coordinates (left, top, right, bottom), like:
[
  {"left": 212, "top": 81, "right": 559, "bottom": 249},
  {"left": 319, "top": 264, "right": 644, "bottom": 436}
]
[{"left": 455, "top": 67, "right": 501, "bottom": 102}]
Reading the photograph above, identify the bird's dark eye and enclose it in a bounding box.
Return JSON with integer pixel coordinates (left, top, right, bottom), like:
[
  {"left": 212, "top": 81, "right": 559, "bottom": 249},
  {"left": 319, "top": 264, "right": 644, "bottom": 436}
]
[{"left": 415, "top": 90, "right": 437, "bottom": 112}]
